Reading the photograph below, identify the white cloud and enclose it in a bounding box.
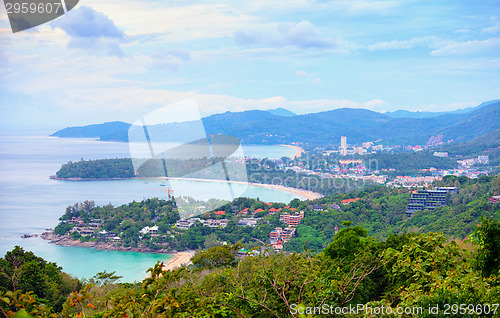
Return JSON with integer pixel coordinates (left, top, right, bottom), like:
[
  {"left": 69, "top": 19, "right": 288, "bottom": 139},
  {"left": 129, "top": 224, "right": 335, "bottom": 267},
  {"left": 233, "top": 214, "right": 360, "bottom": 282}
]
[
  {"left": 295, "top": 70, "right": 321, "bottom": 83},
  {"left": 454, "top": 28, "right": 470, "bottom": 34},
  {"left": 278, "top": 21, "right": 333, "bottom": 48},
  {"left": 235, "top": 20, "right": 334, "bottom": 49},
  {"left": 52, "top": 6, "right": 126, "bottom": 56},
  {"left": 335, "top": 0, "right": 400, "bottom": 12},
  {"left": 482, "top": 22, "right": 500, "bottom": 34},
  {"left": 149, "top": 49, "right": 192, "bottom": 71},
  {"left": 431, "top": 38, "right": 500, "bottom": 56},
  {"left": 367, "top": 36, "right": 444, "bottom": 51},
  {"left": 413, "top": 101, "right": 478, "bottom": 112},
  {"left": 207, "top": 81, "right": 234, "bottom": 89},
  {"left": 83, "top": 1, "right": 258, "bottom": 42}
]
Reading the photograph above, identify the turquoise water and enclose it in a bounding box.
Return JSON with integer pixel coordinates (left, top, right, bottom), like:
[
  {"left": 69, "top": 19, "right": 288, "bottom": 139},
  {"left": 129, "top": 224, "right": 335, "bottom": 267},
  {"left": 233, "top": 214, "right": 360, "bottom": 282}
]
[{"left": 0, "top": 134, "right": 299, "bottom": 282}]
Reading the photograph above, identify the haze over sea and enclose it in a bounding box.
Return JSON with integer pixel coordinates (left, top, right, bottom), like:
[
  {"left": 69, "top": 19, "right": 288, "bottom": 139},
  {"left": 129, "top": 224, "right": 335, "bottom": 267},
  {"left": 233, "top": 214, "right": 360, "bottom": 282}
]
[{"left": 0, "top": 130, "right": 299, "bottom": 282}]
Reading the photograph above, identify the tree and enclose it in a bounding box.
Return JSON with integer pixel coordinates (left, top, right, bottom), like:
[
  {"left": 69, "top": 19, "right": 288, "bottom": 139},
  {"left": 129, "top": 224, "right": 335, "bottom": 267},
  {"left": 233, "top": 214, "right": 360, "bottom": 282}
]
[
  {"left": 204, "top": 233, "right": 223, "bottom": 249},
  {"left": 473, "top": 217, "right": 500, "bottom": 277},
  {"left": 191, "top": 243, "right": 242, "bottom": 269},
  {"left": 324, "top": 224, "right": 369, "bottom": 260},
  {"left": 0, "top": 247, "right": 80, "bottom": 313}
]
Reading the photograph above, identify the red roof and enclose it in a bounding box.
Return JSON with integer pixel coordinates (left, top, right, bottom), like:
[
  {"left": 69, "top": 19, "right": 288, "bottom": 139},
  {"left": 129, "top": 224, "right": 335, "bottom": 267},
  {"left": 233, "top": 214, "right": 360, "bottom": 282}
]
[
  {"left": 265, "top": 202, "right": 272, "bottom": 206},
  {"left": 269, "top": 207, "right": 278, "bottom": 212},
  {"left": 255, "top": 208, "right": 264, "bottom": 213},
  {"left": 242, "top": 208, "right": 249, "bottom": 212},
  {"left": 289, "top": 208, "right": 297, "bottom": 211},
  {"left": 214, "top": 211, "right": 226, "bottom": 215},
  {"left": 341, "top": 198, "right": 361, "bottom": 204}
]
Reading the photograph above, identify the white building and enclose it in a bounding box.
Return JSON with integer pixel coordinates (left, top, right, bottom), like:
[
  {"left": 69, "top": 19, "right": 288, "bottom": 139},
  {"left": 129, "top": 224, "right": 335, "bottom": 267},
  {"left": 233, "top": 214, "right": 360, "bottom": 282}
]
[
  {"left": 340, "top": 136, "right": 347, "bottom": 156},
  {"left": 140, "top": 225, "right": 158, "bottom": 235},
  {"left": 433, "top": 152, "right": 448, "bottom": 157},
  {"left": 238, "top": 217, "right": 261, "bottom": 227},
  {"left": 477, "top": 155, "right": 489, "bottom": 164}
]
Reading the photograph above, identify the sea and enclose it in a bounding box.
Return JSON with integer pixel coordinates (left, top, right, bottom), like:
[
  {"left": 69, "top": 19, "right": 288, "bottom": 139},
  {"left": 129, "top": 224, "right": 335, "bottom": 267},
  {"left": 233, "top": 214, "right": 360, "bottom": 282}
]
[{"left": 0, "top": 131, "right": 299, "bottom": 282}]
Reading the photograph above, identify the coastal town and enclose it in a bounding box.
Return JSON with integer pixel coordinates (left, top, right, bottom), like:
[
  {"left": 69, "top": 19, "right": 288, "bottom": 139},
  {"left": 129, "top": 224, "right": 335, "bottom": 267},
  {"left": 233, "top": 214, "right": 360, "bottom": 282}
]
[{"left": 274, "top": 135, "right": 495, "bottom": 189}]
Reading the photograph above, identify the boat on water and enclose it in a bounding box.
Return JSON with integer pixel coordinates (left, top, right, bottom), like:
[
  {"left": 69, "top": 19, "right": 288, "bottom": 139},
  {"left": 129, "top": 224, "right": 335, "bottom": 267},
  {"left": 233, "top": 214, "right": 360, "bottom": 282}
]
[{"left": 159, "top": 183, "right": 166, "bottom": 186}]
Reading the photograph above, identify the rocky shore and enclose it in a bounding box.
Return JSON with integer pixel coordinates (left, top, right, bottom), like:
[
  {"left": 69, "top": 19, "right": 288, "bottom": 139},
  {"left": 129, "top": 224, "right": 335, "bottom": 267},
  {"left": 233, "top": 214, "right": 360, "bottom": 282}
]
[{"left": 41, "top": 231, "right": 171, "bottom": 254}]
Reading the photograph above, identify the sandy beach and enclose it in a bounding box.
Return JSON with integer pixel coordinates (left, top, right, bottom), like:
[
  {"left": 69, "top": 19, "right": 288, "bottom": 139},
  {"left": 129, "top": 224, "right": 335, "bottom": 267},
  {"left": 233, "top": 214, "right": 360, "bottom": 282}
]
[
  {"left": 162, "top": 251, "right": 195, "bottom": 271},
  {"left": 281, "top": 144, "right": 304, "bottom": 159},
  {"left": 165, "top": 177, "right": 322, "bottom": 200}
]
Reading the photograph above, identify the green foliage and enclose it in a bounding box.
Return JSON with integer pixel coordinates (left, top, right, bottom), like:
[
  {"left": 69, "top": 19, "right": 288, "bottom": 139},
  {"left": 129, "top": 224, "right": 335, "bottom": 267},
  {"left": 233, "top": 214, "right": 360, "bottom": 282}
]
[
  {"left": 56, "top": 158, "right": 135, "bottom": 179},
  {"left": 53, "top": 223, "right": 73, "bottom": 236},
  {"left": 0, "top": 290, "right": 58, "bottom": 317},
  {"left": 191, "top": 243, "right": 242, "bottom": 269},
  {"left": 0, "top": 247, "right": 80, "bottom": 315},
  {"left": 364, "top": 151, "right": 457, "bottom": 171},
  {"left": 473, "top": 217, "right": 500, "bottom": 277},
  {"left": 324, "top": 225, "right": 369, "bottom": 261},
  {"left": 4, "top": 224, "right": 500, "bottom": 317},
  {"left": 69, "top": 231, "right": 81, "bottom": 240}
]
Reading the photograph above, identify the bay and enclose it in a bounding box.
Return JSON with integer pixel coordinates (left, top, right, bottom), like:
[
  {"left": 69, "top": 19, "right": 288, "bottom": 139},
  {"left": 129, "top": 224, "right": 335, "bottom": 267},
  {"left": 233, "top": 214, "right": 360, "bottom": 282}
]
[{"left": 0, "top": 133, "right": 300, "bottom": 282}]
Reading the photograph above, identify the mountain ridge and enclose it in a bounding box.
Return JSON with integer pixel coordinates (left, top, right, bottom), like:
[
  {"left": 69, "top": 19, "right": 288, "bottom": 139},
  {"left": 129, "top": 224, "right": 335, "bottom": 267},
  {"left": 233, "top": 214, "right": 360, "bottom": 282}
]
[{"left": 51, "top": 100, "right": 500, "bottom": 145}]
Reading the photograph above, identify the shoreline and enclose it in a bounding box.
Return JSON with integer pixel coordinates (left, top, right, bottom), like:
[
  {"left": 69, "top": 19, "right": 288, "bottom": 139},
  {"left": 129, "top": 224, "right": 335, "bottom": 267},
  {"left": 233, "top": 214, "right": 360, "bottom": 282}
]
[
  {"left": 144, "top": 251, "right": 195, "bottom": 278},
  {"left": 50, "top": 176, "right": 322, "bottom": 200},
  {"left": 161, "top": 251, "right": 195, "bottom": 271},
  {"left": 164, "top": 177, "right": 322, "bottom": 200},
  {"left": 40, "top": 232, "right": 172, "bottom": 254},
  {"left": 281, "top": 144, "right": 304, "bottom": 159}
]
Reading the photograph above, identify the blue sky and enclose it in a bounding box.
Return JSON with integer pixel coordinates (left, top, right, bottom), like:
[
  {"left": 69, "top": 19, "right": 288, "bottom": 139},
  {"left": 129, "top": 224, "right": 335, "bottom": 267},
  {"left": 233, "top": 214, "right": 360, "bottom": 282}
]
[{"left": 0, "top": 0, "right": 499, "bottom": 129}]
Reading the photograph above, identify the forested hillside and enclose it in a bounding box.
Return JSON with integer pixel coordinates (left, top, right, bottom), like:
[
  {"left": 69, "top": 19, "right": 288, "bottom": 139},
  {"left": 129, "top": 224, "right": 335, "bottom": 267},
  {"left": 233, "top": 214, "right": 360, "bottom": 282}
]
[
  {"left": 51, "top": 100, "right": 500, "bottom": 145},
  {"left": 2, "top": 217, "right": 500, "bottom": 317}
]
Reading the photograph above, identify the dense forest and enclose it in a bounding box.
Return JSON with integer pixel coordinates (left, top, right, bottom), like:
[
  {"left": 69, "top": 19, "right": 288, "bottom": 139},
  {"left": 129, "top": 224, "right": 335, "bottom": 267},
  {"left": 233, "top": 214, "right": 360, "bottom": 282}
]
[
  {"left": 2, "top": 217, "right": 500, "bottom": 317},
  {"left": 55, "top": 159, "right": 135, "bottom": 179}
]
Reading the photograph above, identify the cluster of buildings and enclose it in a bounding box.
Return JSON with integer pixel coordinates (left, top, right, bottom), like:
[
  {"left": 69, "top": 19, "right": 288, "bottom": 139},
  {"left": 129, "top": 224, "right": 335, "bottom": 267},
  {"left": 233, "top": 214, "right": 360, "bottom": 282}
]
[
  {"left": 338, "top": 136, "right": 385, "bottom": 156},
  {"left": 175, "top": 218, "right": 229, "bottom": 230},
  {"left": 65, "top": 217, "right": 102, "bottom": 236},
  {"left": 174, "top": 205, "right": 312, "bottom": 251},
  {"left": 388, "top": 176, "right": 443, "bottom": 188},
  {"left": 63, "top": 217, "right": 122, "bottom": 241},
  {"left": 269, "top": 210, "right": 306, "bottom": 250},
  {"left": 238, "top": 217, "right": 261, "bottom": 227},
  {"left": 458, "top": 155, "right": 489, "bottom": 166},
  {"left": 269, "top": 227, "right": 296, "bottom": 250}
]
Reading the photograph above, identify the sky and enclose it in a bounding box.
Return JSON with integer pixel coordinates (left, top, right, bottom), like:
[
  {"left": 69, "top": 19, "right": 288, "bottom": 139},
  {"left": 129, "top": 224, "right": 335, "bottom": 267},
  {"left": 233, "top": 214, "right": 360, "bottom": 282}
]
[{"left": 0, "top": 0, "right": 499, "bottom": 129}]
